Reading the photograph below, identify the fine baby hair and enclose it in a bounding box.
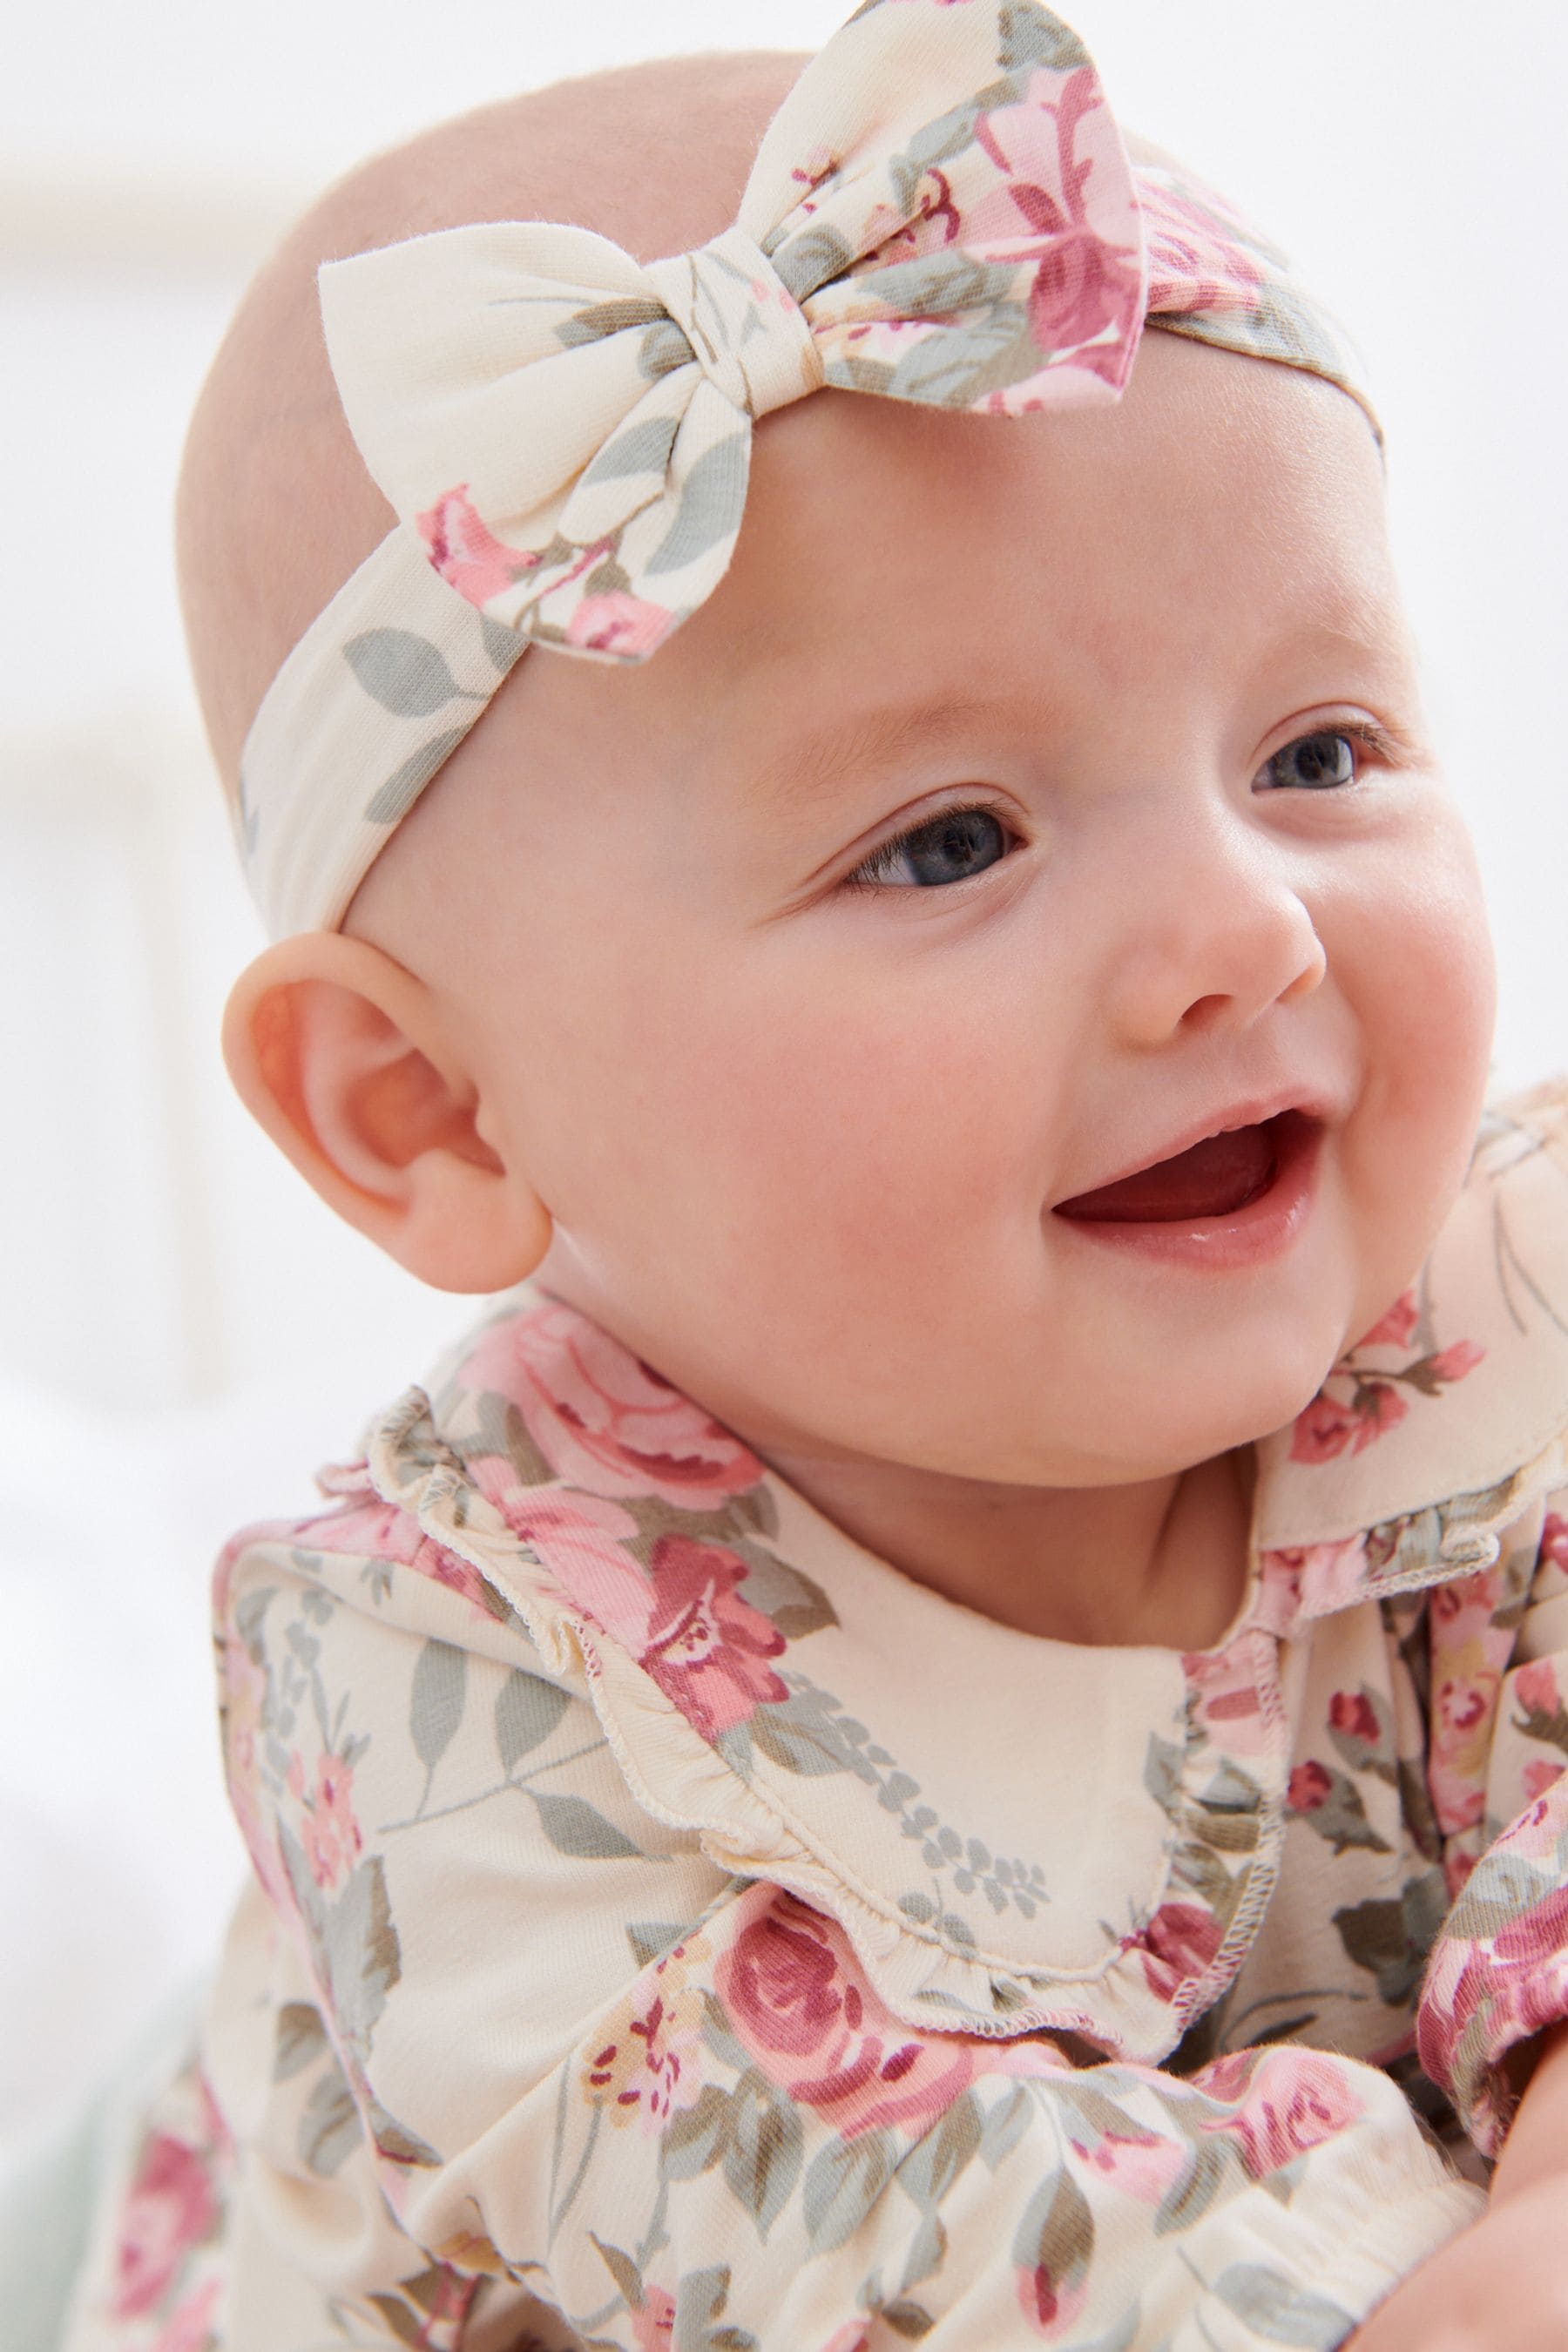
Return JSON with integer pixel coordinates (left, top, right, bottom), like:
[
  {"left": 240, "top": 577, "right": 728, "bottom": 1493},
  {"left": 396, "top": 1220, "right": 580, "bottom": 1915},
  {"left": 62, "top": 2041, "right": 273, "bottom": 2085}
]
[{"left": 51, "top": 3, "right": 1568, "bottom": 2349}]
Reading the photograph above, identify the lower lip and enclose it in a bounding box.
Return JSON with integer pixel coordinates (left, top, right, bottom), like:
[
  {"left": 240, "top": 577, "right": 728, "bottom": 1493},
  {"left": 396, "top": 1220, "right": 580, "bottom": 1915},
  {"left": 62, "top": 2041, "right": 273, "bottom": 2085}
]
[{"left": 1050, "top": 1115, "right": 1325, "bottom": 1271}]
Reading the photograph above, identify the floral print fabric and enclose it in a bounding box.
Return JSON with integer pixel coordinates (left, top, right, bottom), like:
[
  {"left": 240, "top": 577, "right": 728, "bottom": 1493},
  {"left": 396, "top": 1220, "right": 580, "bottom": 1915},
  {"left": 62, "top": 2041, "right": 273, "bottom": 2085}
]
[
  {"left": 63, "top": 1087, "right": 1568, "bottom": 2350},
  {"left": 238, "top": 0, "right": 1375, "bottom": 939}
]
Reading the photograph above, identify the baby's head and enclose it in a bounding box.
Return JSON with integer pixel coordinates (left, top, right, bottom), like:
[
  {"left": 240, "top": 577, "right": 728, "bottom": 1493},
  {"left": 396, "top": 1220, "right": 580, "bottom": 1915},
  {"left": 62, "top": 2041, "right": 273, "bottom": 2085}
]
[{"left": 186, "top": 3, "right": 1495, "bottom": 1498}]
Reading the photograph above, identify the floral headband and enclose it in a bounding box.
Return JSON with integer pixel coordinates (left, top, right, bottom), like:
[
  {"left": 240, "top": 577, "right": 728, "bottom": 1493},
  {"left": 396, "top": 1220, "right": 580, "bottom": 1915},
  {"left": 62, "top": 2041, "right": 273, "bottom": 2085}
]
[{"left": 237, "top": 0, "right": 1373, "bottom": 938}]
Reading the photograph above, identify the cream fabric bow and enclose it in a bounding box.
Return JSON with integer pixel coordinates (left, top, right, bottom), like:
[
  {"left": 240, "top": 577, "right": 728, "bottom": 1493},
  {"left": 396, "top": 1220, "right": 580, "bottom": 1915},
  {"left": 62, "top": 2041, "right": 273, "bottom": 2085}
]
[{"left": 238, "top": 0, "right": 1370, "bottom": 936}]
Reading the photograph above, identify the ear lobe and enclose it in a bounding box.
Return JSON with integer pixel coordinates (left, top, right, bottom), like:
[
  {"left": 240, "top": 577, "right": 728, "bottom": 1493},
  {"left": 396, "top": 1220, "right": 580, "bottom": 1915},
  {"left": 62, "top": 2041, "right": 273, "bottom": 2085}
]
[{"left": 222, "top": 932, "right": 551, "bottom": 1293}]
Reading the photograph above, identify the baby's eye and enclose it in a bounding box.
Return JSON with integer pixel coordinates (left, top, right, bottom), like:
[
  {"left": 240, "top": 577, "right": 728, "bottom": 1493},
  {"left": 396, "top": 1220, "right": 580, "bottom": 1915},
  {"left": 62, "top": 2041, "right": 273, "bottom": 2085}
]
[
  {"left": 849, "top": 806, "right": 1011, "bottom": 889},
  {"left": 1255, "top": 728, "right": 1362, "bottom": 792}
]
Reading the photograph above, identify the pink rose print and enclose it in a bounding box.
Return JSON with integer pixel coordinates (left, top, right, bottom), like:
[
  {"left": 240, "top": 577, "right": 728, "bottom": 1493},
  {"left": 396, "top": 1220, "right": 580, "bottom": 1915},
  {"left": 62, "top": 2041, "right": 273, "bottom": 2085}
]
[
  {"left": 1357, "top": 1290, "right": 1420, "bottom": 1350},
  {"left": 1076, "top": 2127, "right": 1186, "bottom": 2206},
  {"left": 113, "top": 2132, "right": 220, "bottom": 2321},
  {"left": 970, "top": 67, "right": 1142, "bottom": 389},
  {"left": 1288, "top": 1761, "right": 1332, "bottom": 1814},
  {"left": 468, "top": 1301, "right": 763, "bottom": 1509},
  {"left": 638, "top": 1535, "right": 787, "bottom": 1740},
  {"left": 1524, "top": 1759, "right": 1565, "bottom": 1801},
  {"left": 1290, "top": 1318, "right": 1483, "bottom": 1464},
  {"left": 1289, "top": 1382, "right": 1407, "bottom": 1464},
  {"left": 1017, "top": 2261, "right": 1090, "bottom": 2342},
  {"left": 497, "top": 1490, "right": 652, "bottom": 1649},
  {"left": 1198, "top": 2046, "right": 1362, "bottom": 2176},
  {"left": 294, "top": 1750, "right": 363, "bottom": 1894},
  {"left": 714, "top": 1887, "right": 973, "bottom": 2139},
  {"left": 1328, "top": 1690, "right": 1380, "bottom": 1746},
  {"left": 1428, "top": 1341, "right": 1486, "bottom": 1382},
  {"left": 564, "top": 590, "right": 673, "bottom": 659},
  {"left": 1256, "top": 1536, "right": 1369, "bottom": 1630},
  {"left": 415, "top": 485, "right": 529, "bottom": 607},
  {"left": 817, "top": 2329, "right": 872, "bottom": 2352},
  {"left": 1141, "top": 175, "right": 1265, "bottom": 321},
  {"left": 1134, "top": 1901, "right": 1224, "bottom": 2001},
  {"left": 1182, "top": 1643, "right": 1266, "bottom": 1754},
  {"left": 1515, "top": 1660, "right": 1561, "bottom": 1718},
  {"left": 1542, "top": 1513, "right": 1568, "bottom": 1572},
  {"left": 1436, "top": 1673, "right": 1499, "bottom": 1742},
  {"left": 631, "top": 2284, "right": 676, "bottom": 2350}
]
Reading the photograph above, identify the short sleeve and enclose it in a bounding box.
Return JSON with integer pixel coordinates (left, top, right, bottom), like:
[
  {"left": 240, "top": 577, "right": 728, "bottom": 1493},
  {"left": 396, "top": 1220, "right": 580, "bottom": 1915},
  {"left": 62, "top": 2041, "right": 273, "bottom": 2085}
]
[
  {"left": 1418, "top": 1497, "right": 1568, "bottom": 2153},
  {"left": 57, "top": 1495, "right": 1489, "bottom": 2352}
]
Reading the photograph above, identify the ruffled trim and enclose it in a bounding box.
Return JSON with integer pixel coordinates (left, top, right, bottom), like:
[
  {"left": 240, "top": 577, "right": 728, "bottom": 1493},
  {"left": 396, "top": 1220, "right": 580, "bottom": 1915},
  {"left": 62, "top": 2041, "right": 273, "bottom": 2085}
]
[{"left": 367, "top": 1384, "right": 1294, "bottom": 2065}]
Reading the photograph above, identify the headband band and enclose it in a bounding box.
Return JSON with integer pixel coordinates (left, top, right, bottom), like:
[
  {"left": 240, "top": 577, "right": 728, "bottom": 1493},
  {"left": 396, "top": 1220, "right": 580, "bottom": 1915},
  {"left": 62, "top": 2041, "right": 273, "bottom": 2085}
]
[{"left": 237, "top": 0, "right": 1374, "bottom": 937}]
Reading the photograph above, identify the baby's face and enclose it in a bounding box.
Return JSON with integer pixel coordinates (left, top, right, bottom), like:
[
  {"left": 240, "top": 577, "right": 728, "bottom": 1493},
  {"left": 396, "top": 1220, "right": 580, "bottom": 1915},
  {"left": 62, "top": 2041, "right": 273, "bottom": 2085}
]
[{"left": 405, "top": 330, "right": 1494, "bottom": 1486}]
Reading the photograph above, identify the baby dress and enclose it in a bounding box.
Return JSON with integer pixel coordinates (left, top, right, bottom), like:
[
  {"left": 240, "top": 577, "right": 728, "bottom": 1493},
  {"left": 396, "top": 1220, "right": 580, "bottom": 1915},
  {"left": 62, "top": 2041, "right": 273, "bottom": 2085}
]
[{"left": 62, "top": 1084, "right": 1568, "bottom": 2352}]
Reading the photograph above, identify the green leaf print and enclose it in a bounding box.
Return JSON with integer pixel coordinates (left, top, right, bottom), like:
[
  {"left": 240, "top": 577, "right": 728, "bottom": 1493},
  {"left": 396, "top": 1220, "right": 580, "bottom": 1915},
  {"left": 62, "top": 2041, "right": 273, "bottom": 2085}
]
[
  {"left": 410, "top": 1639, "right": 467, "bottom": 1770},
  {"left": 1154, "top": 2139, "right": 1228, "bottom": 2238},
  {"left": 626, "top": 1919, "right": 695, "bottom": 1970},
  {"left": 896, "top": 2090, "right": 980, "bottom": 2210},
  {"left": 673, "top": 2263, "right": 743, "bottom": 2349},
  {"left": 1012, "top": 2165, "right": 1094, "bottom": 2297},
  {"left": 581, "top": 413, "right": 681, "bottom": 486},
  {"left": 478, "top": 613, "right": 524, "bottom": 674},
  {"left": 803, "top": 2130, "right": 896, "bottom": 2252},
  {"left": 723, "top": 2070, "right": 805, "bottom": 2240},
  {"left": 366, "top": 727, "right": 470, "bottom": 826},
  {"left": 645, "top": 434, "right": 749, "bottom": 578},
  {"left": 1332, "top": 1869, "right": 1447, "bottom": 2007},
  {"left": 528, "top": 1789, "right": 643, "bottom": 1860},
  {"left": 1291, "top": 1764, "right": 1392, "bottom": 1858},
  {"left": 766, "top": 220, "right": 855, "bottom": 305},
  {"left": 345, "top": 629, "right": 473, "bottom": 717},
  {"left": 323, "top": 1855, "right": 403, "bottom": 2058},
  {"left": 882, "top": 2302, "right": 936, "bottom": 2340},
  {"left": 996, "top": 1, "right": 1089, "bottom": 71},
  {"left": 978, "top": 2083, "right": 1031, "bottom": 2173},
  {"left": 367, "top": 2096, "right": 441, "bottom": 2168},
  {"left": 661, "top": 2084, "right": 733, "bottom": 2182},
  {"left": 591, "top": 2234, "right": 645, "bottom": 2309},
  {"left": 495, "top": 1668, "right": 570, "bottom": 1771},
  {"left": 751, "top": 1697, "right": 859, "bottom": 1779},
  {"left": 733, "top": 1550, "right": 839, "bottom": 1640},
  {"left": 298, "top": 2064, "right": 360, "bottom": 2179},
  {"left": 273, "top": 2001, "right": 328, "bottom": 2083},
  {"left": 554, "top": 295, "right": 670, "bottom": 348},
  {"left": 1212, "top": 2264, "right": 1355, "bottom": 2348}
]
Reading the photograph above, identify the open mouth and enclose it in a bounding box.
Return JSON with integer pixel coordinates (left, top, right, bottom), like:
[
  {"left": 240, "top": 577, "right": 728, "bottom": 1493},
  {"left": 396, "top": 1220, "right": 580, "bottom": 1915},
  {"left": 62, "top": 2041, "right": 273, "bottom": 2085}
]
[{"left": 1055, "top": 1110, "right": 1314, "bottom": 1225}]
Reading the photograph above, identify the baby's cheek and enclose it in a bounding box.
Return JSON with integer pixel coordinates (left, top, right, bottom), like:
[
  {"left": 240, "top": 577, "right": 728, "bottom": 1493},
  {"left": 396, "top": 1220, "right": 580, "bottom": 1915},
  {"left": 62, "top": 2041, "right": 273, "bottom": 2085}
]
[{"left": 1335, "top": 810, "right": 1496, "bottom": 1309}]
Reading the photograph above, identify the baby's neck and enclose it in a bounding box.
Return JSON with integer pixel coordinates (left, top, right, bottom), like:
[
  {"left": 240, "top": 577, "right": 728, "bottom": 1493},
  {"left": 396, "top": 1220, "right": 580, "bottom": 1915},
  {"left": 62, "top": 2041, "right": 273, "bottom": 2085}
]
[{"left": 758, "top": 1442, "right": 1254, "bottom": 1652}]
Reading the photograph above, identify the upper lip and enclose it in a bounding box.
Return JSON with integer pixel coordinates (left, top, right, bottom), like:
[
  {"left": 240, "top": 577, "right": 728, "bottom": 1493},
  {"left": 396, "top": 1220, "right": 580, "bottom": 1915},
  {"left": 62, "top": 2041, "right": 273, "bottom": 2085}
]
[{"left": 1052, "top": 1087, "right": 1338, "bottom": 1210}]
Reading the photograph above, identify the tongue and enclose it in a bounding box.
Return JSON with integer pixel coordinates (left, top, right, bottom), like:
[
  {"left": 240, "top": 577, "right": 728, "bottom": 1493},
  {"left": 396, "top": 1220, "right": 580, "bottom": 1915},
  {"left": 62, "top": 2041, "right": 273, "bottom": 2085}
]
[{"left": 1058, "top": 1120, "right": 1280, "bottom": 1223}]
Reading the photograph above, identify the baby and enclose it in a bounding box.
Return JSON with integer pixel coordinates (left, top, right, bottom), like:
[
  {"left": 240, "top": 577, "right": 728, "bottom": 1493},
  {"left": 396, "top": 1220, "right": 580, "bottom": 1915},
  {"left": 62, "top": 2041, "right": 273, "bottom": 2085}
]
[{"left": 57, "top": 4, "right": 1568, "bottom": 2347}]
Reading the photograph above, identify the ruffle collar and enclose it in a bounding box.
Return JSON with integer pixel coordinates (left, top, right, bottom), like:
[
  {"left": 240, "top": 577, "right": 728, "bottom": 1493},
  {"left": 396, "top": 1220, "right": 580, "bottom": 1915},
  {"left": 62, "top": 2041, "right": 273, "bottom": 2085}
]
[{"left": 353, "top": 1081, "right": 1568, "bottom": 2065}]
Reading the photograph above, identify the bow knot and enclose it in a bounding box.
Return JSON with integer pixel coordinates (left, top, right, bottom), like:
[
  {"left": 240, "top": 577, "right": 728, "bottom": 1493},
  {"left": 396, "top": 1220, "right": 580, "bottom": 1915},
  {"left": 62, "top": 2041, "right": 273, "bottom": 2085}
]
[{"left": 645, "top": 227, "right": 824, "bottom": 422}]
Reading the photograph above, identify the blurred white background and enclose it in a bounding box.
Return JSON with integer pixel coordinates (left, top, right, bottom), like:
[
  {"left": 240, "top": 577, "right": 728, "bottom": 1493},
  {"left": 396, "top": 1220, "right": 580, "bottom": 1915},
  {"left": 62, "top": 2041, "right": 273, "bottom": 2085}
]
[{"left": 3, "top": 1, "right": 1565, "bottom": 2168}]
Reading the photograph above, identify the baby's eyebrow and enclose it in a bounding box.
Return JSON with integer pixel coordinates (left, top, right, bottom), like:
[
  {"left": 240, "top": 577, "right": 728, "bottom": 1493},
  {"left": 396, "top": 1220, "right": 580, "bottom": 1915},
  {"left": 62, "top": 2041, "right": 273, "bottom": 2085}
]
[{"left": 745, "top": 693, "right": 1003, "bottom": 811}]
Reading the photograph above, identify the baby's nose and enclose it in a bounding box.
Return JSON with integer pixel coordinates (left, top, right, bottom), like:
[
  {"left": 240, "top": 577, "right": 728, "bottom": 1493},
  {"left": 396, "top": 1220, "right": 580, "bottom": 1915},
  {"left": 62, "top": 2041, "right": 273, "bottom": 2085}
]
[{"left": 1105, "top": 816, "right": 1327, "bottom": 1046}]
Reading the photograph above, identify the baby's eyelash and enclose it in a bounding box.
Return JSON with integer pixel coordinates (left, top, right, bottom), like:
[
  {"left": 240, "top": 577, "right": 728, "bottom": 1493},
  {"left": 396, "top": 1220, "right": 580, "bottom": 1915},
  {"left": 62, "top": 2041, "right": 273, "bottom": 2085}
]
[{"left": 844, "top": 801, "right": 1015, "bottom": 891}]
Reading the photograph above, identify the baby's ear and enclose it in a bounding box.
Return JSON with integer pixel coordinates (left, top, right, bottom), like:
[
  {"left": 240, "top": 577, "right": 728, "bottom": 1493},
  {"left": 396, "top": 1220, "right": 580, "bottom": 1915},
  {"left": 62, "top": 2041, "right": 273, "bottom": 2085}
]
[{"left": 221, "top": 933, "right": 551, "bottom": 1292}]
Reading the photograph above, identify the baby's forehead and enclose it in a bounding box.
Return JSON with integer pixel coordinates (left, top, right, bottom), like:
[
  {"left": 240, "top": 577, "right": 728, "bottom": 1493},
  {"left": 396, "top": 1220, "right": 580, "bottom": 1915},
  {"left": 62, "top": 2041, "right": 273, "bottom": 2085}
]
[
  {"left": 176, "top": 51, "right": 808, "bottom": 801},
  {"left": 448, "top": 340, "right": 1402, "bottom": 841}
]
